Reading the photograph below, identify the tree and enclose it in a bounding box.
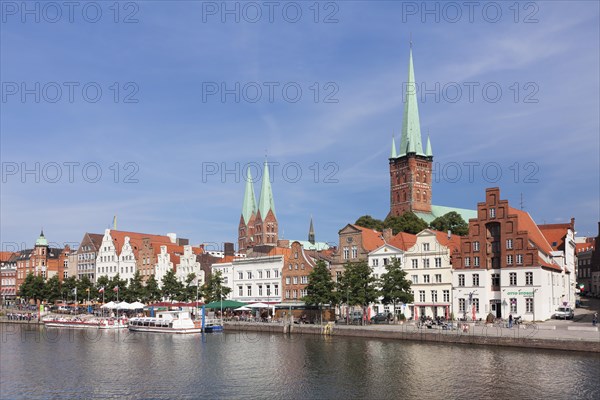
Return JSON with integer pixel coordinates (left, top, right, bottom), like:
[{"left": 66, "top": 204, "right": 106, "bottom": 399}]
[
  {"left": 43, "top": 275, "right": 62, "bottom": 303},
  {"left": 202, "top": 270, "right": 231, "bottom": 303},
  {"left": 379, "top": 258, "right": 414, "bottom": 322},
  {"left": 430, "top": 211, "right": 469, "bottom": 236},
  {"left": 302, "top": 261, "right": 338, "bottom": 324},
  {"left": 161, "top": 269, "right": 183, "bottom": 301},
  {"left": 355, "top": 215, "right": 384, "bottom": 231},
  {"left": 337, "top": 261, "right": 378, "bottom": 325},
  {"left": 107, "top": 274, "right": 127, "bottom": 302},
  {"left": 95, "top": 276, "right": 110, "bottom": 302},
  {"left": 179, "top": 273, "right": 198, "bottom": 303},
  {"left": 384, "top": 212, "right": 428, "bottom": 234},
  {"left": 126, "top": 271, "right": 146, "bottom": 302},
  {"left": 19, "top": 273, "right": 45, "bottom": 303},
  {"left": 144, "top": 275, "right": 161, "bottom": 303},
  {"left": 77, "top": 276, "right": 94, "bottom": 303}
]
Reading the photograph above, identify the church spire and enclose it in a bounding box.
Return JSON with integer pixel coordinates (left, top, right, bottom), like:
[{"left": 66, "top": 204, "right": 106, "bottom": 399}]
[
  {"left": 258, "top": 158, "right": 276, "bottom": 218},
  {"left": 425, "top": 134, "right": 433, "bottom": 157},
  {"left": 390, "top": 134, "right": 397, "bottom": 158},
  {"left": 241, "top": 167, "right": 257, "bottom": 224},
  {"left": 399, "top": 46, "right": 424, "bottom": 157},
  {"left": 308, "top": 216, "right": 315, "bottom": 244}
]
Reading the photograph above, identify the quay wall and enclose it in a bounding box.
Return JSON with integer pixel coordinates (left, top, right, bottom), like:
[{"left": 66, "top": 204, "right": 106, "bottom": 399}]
[{"left": 223, "top": 322, "right": 600, "bottom": 353}]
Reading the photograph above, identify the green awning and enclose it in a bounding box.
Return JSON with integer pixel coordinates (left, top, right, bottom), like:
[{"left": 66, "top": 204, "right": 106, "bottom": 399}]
[{"left": 203, "top": 300, "right": 247, "bottom": 309}]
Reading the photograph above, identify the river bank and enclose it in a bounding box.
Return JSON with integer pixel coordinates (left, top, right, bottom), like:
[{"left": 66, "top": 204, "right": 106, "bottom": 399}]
[{"left": 223, "top": 321, "right": 600, "bottom": 353}]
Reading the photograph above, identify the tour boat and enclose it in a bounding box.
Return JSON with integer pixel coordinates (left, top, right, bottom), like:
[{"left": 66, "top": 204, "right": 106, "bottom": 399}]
[
  {"left": 128, "top": 311, "right": 203, "bottom": 334},
  {"left": 43, "top": 316, "right": 128, "bottom": 329},
  {"left": 203, "top": 319, "right": 224, "bottom": 332}
]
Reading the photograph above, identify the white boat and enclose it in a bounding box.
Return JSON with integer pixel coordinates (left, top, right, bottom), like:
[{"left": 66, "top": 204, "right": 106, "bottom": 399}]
[
  {"left": 43, "top": 316, "right": 128, "bottom": 329},
  {"left": 203, "top": 318, "right": 224, "bottom": 332},
  {"left": 128, "top": 311, "right": 203, "bottom": 334}
]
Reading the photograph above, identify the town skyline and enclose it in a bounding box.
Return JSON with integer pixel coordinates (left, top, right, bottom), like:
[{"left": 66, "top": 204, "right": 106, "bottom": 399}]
[{"left": 2, "top": 2, "right": 599, "bottom": 248}]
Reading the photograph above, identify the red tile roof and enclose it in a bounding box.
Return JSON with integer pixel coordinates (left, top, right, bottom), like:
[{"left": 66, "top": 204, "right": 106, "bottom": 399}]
[
  {"left": 110, "top": 230, "right": 174, "bottom": 255},
  {"left": 431, "top": 230, "right": 461, "bottom": 252},
  {"left": 576, "top": 243, "right": 594, "bottom": 253},
  {"left": 0, "top": 252, "right": 15, "bottom": 262},
  {"left": 538, "top": 223, "right": 571, "bottom": 251},
  {"left": 388, "top": 232, "right": 417, "bottom": 251},
  {"left": 350, "top": 224, "right": 385, "bottom": 251},
  {"left": 508, "top": 208, "right": 555, "bottom": 255}
]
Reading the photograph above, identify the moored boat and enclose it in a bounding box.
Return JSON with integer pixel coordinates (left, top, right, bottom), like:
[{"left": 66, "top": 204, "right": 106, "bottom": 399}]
[
  {"left": 128, "top": 311, "right": 203, "bottom": 334},
  {"left": 43, "top": 316, "right": 128, "bottom": 329}
]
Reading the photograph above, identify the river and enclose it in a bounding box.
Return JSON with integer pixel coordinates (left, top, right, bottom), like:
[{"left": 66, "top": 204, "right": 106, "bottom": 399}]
[{"left": 0, "top": 324, "right": 598, "bottom": 399}]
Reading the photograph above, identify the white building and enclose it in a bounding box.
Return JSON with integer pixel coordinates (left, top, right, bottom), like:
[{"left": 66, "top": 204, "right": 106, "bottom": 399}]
[
  {"left": 212, "top": 255, "right": 284, "bottom": 304},
  {"left": 176, "top": 245, "right": 205, "bottom": 286},
  {"left": 367, "top": 243, "right": 407, "bottom": 317},
  {"left": 155, "top": 245, "right": 178, "bottom": 286},
  {"left": 404, "top": 229, "right": 459, "bottom": 320}
]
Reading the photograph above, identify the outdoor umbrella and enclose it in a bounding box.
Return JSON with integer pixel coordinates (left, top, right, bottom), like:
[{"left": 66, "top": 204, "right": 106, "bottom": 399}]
[
  {"left": 203, "top": 300, "right": 247, "bottom": 309},
  {"left": 130, "top": 301, "right": 145, "bottom": 309},
  {"left": 115, "top": 301, "right": 131, "bottom": 310},
  {"left": 247, "top": 302, "right": 269, "bottom": 308},
  {"left": 234, "top": 306, "right": 252, "bottom": 311},
  {"left": 101, "top": 301, "right": 116, "bottom": 309}
]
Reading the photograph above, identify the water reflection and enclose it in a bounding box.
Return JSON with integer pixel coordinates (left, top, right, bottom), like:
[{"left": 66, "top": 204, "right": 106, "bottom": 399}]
[{"left": 0, "top": 325, "right": 598, "bottom": 399}]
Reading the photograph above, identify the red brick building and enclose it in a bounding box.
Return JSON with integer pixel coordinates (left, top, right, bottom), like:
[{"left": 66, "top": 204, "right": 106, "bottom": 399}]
[{"left": 15, "top": 231, "right": 69, "bottom": 290}]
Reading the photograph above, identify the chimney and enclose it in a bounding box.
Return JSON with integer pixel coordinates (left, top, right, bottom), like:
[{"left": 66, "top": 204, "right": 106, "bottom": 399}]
[
  {"left": 167, "top": 233, "right": 177, "bottom": 243},
  {"left": 224, "top": 242, "right": 234, "bottom": 257},
  {"left": 447, "top": 230, "right": 452, "bottom": 240},
  {"left": 383, "top": 228, "right": 393, "bottom": 242}
]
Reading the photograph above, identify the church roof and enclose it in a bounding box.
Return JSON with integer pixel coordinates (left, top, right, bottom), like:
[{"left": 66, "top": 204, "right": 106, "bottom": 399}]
[
  {"left": 257, "top": 159, "right": 276, "bottom": 219},
  {"left": 35, "top": 230, "right": 48, "bottom": 247},
  {"left": 413, "top": 205, "right": 477, "bottom": 224},
  {"left": 241, "top": 167, "right": 257, "bottom": 224},
  {"left": 398, "top": 48, "right": 425, "bottom": 157},
  {"left": 290, "top": 240, "right": 331, "bottom": 251}
]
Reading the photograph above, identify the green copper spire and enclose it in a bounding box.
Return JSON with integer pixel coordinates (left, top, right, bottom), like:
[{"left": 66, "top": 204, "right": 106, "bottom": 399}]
[
  {"left": 425, "top": 134, "right": 432, "bottom": 157},
  {"left": 241, "top": 167, "right": 257, "bottom": 224},
  {"left": 35, "top": 230, "right": 48, "bottom": 246},
  {"left": 308, "top": 216, "right": 315, "bottom": 244},
  {"left": 390, "top": 135, "right": 398, "bottom": 158},
  {"left": 399, "top": 47, "right": 424, "bottom": 156},
  {"left": 258, "top": 159, "right": 276, "bottom": 218}
]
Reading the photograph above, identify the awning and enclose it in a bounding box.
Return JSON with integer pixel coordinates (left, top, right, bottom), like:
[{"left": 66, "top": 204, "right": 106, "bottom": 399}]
[{"left": 202, "top": 300, "right": 247, "bottom": 309}]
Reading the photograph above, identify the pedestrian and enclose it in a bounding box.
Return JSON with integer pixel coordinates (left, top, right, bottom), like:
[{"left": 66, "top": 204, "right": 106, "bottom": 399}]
[
  {"left": 593, "top": 312, "right": 598, "bottom": 327},
  {"left": 508, "top": 313, "right": 513, "bottom": 328}
]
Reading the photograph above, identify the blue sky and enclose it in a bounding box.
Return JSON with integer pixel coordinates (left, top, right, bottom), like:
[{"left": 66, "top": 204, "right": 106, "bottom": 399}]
[{"left": 1, "top": 1, "right": 599, "bottom": 251}]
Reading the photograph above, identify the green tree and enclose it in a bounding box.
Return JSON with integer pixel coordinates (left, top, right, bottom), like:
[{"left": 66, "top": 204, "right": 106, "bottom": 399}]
[
  {"left": 384, "top": 212, "right": 428, "bottom": 234},
  {"left": 179, "top": 273, "right": 199, "bottom": 303},
  {"left": 95, "top": 276, "right": 110, "bottom": 302},
  {"left": 107, "top": 274, "right": 127, "bottom": 302},
  {"left": 61, "top": 276, "right": 78, "bottom": 302},
  {"left": 430, "top": 211, "right": 469, "bottom": 236},
  {"left": 144, "top": 275, "right": 162, "bottom": 303},
  {"left": 161, "top": 269, "right": 183, "bottom": 301},
  {"left": 379, "top": 258, "right": 414, "bottom": 323},
  {"left": 126, "top": 271, "right": 146, "bottom": 302},
  {"left": 202, "top": 270, "right": 231, "bottom": 303},
  {"left": 19, "top": 273, "right": 45, "bottom": 303},
  {"left": 355, "top": 215, "right": 384, "bottom": 231},
  {"left": 44, "top": 275, "right": 62, "bottom": 303},
  {"left": 77, "top": 275, "right": 94, "bottom": 303},
  {"left": 302, "top": 260, "right": 338, "bottom": 324},
  {"left": 337, "top": 261, "right": 378, "bottom": 325}
]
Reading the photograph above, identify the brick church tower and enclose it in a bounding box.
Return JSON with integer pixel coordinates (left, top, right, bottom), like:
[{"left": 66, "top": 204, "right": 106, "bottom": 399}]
[
  {"left": 238, "top": 159, "right": 278, "bottom": 252},
  {"left": 389, "top": 46, "right": 433, "bottom": 217}
]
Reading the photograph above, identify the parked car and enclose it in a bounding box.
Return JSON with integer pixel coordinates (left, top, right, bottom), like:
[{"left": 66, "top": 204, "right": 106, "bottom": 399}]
[
  {"left": 553, "top": 307, "right": 574, "bottom": 320},
  {"left": 370, "top": 313, "right": 390, "bottom": 324}
]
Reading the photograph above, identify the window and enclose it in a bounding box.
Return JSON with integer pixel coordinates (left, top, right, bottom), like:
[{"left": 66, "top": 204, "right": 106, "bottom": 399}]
[
  {"left": 525, "top": 272, "right": 533, "bottom": 285},
  {"left": 247, "top": 286, "right": 252, "bottom": 296},
  {"left": 266, "top": 270, "right": 271, "bottom": 278},
  {"left": 266, "top": 285, "right": 271, "bottom": 296},
  {"left": 423, "top": 274, "right": 430, "bottom": 283},
  {"left": 411, "top": 275, "right": 418, "bottom": 284},
  {"left": 459, "top": 298, "right": 466, "bottom": 312},
  {"left": 516, "top": 254, "right": 523, "bottom": 265},
  {"left": 473, "top": 274, "right": 479, "bottom": 286},
  {"left": 300, "top": 264, "right": 305, "bottom": 270},
  {"left": 509, "top": 272, "right": 517, "bottom": 286},
  {"left": 472, "top": 298, "right": 480, "bottom": 312},
  {"left": 293, "top": 289, "right": 297, "bottom": 299},
  {"left": 274, "top": 285, "right": 279, "bottom": 296},
  {"left": 474, "top": 256, "right": 480, "bottom": 267},
  {"left": 525, "top": 297, "right": 534, "bottom": 313},
  {"left": 343, "top": 247, "right": 349, "bottom": 260},
  {"left": 372, "top": 258, "right": 379, "bottom": 267},
  {"left": 295, "top": 264, "right": 298, "bottom": 270},
  {"left": 473, "top": 241, "right": 480, "bottom": 251},
  {"left": 300, "top": 288, "right": 306, "bottom": 297},
  {"left": 351, "top": 246, "right": 358, "bottom": 259},
  {"left": 507, "top": 255, "right": 513, "bottom": 265},
  {"left": 247, "top": 271, "right": 252, "bottom": 279},
  {"left": 419, "top": 290, "right": 426, "bottom": 302},
  {"left": 506, "top": 239, "right": 513, "bottom": 249},
  {"left": 293, "top": 276, "right": 298, "bottom": 284},
  {"left": 510, "top": 298, "right": 517, "bottom": 313},
  {"left": 435, "top": 274, "right": 442, "bottom": 283},
  {"left": 431, "top": 290, "right": 438, "bottom": 302},
  {"left": 423, "top": 259, "right": 430, "bottom": 268},
  {"left": 258, "top": 285, "right": 263, "bottom": 296},
  {"left": 489, "top": 208, "right": 496, "bottom": 218},
  {"left": 464, "top": 257, "right": 470, "bottom": 267},
  {"left": 285, "top": 290, "right": 290, "bottom": 299},
  {"left": 258, "top": 270, "right": 263, "bottom": 278},
  {"left": 412, "top": 259, "right": 418, "bottom": 269},
  {"left": 491, "top": 274, "right": 500, "bottom": 287},
  {"left": 423, "top": 243, "right": 430, "bottom": 251},
  {"left": 443, "top": 290, "right": 450, "bottom": 302},
  {"left": 288, "top": 264, "right": 292, "bottom": 270},
  {"left": 274, "top": 270, "right": 279, "bottom": 278},
  {"left": 458, "top": 274, "right": 465, "bottom": 287},
  {"left": 301, "top": 276, "right": 308, "bottom": 284},
  {"left": 238, "top": 272, "right": 243, "bottom": 279},
  {"left": 435, "top": 258, "right": 441, "bottom": 268},
  {"left": 285, "top": 277, "right": 290, "bottom": 284},
  {"left": 383, "top": 258, "right": 389, "bottom": 266},
  {"left": 238, "top": 286, "right": 243, "bottom": 296}
]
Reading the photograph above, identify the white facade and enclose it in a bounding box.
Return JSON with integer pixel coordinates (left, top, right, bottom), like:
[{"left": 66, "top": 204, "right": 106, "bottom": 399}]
[
  {"left": 155, "top": 245, "right": 175, "bottom": 287},
  {"left": 95, "top": 229, "right": 120, "bottom": 279},
  {"left": 118, "top": 237, "right": 137, "bottom": 281},
  {"left": 405, "top": 230, "right": 454, "bottom": 320},
  {"left": 452, "top": 266, "right": 565, "bottom": 322},
  {"left": 176, "top": 245, "right": 205, "bottom": 286},
  {"left": 212, "top": 255, "right": 284, "bottom": 303},
  {"left": 367, "top": 244, "right": 406, "bottom": 316}
]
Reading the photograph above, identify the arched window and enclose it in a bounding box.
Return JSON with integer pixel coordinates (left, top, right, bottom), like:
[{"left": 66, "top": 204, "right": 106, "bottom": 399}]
[{"left": 416, "top": 190, "right": 420, "bottom": 201}]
